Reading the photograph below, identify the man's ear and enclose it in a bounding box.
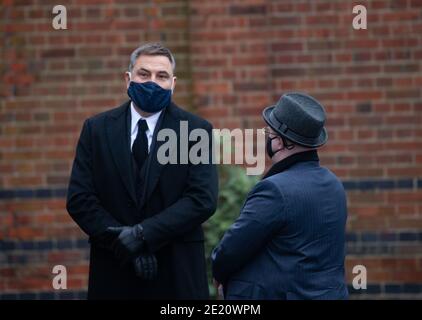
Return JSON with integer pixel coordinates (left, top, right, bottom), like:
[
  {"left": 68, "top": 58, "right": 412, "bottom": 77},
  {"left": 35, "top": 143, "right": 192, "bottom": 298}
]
[
  {"left": 125, "top": 71, "right": 131, "bottom": 89},
  {"left": 276, "top": 136, "right": 284, "bottom": 149},
  {"left": 171, "top": 76, "right": 177, "bottom": 93}
]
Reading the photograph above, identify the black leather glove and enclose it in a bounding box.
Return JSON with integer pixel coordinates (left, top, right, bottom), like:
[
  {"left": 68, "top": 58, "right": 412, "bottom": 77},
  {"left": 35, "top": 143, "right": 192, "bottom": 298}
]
[
  {"left": 133, "top": 253, "right": 158, "bottom": 281},
  {"left": 106, "top": 224, "right": 145, "bottom": 264}
]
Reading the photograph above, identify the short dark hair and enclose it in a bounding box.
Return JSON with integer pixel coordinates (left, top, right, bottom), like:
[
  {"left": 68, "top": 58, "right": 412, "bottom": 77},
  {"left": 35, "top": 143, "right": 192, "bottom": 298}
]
[{"left": 128, "top": 42, "right": 176, "bottom": 72}]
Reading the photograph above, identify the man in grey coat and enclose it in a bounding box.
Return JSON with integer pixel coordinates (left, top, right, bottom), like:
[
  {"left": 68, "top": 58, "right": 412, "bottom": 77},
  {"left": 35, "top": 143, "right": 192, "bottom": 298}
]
[{"left": 212, "top": 92, "right": 348, "bottom": 300}]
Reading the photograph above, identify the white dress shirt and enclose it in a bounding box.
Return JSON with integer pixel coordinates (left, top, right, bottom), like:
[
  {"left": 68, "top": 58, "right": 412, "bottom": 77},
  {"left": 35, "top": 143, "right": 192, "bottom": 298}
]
[{"left": 130, "top": 102, "right": 162, "bottom": 152}]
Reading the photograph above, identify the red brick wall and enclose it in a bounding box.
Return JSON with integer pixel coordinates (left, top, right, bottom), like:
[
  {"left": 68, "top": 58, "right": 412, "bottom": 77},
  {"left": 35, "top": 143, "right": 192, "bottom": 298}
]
[
  {"left": 190, "top": 0, "right": 422, "bottom": 298},
  {"left": 1, "top": 0, "right": 422, "bottom": 299}
]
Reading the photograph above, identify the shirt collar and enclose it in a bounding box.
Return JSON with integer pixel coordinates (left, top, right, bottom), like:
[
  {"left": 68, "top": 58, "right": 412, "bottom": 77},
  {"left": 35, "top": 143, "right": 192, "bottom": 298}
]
[{"left": 130, "top": 102, "right": 162, "bottom": 135}]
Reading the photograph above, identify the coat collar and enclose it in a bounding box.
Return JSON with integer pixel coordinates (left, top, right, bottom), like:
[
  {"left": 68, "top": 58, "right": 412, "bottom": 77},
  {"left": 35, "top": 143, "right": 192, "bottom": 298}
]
[
  {"left": 105, "top": 100, "right": 137, "bottom": 204},
  {"left": 262, "top": 150, "right": 319, "bottom": 180}
]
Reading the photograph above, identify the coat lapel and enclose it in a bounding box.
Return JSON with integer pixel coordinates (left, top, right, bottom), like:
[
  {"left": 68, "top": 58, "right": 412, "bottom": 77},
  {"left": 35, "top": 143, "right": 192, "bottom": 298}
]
[
  {"left": 140, "top": 103, "right": 180, "bottom": 209},
  {"left": 105, "top": 101, "right": 138, "bottom": 205}
]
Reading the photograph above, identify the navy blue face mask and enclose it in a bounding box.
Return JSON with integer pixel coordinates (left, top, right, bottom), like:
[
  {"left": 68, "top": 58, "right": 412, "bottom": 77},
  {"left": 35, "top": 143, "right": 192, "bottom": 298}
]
[{"left": 127, "top": 80, "right": 172, "bottom": 113}]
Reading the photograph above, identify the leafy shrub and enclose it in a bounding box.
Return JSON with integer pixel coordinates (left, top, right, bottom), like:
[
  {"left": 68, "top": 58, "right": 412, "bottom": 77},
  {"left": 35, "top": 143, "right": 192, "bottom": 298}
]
[{"left": 203, "top": 164, "right": 260, "bottom": 298}]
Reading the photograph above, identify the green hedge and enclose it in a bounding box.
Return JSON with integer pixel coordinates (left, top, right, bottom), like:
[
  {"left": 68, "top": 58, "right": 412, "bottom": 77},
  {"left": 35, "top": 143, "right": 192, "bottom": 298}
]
[{"left": 203, "top": 165, "right": 260, "bottom": 298}]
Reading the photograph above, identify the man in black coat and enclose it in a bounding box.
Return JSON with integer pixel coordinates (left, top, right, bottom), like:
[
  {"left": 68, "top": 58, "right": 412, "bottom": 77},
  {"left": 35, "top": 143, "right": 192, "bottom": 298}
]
[{"left": 66, "top": 43, "right": 218, "bottom": 299}]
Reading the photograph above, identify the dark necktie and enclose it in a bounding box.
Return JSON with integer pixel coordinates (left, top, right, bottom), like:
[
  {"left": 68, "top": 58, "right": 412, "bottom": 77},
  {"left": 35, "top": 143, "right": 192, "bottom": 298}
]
[{"left": 132, "top": 119, "right": 149, "bottom": 187}]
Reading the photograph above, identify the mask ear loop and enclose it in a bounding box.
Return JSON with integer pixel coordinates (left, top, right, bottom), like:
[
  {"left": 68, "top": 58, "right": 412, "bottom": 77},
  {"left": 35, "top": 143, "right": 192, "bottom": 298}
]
[
  {"left": 281, "top": 136, "right": 295, "bottom": 150},
  {"left": 271, "top": 135, "right": 295, "bottom": 157}
]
